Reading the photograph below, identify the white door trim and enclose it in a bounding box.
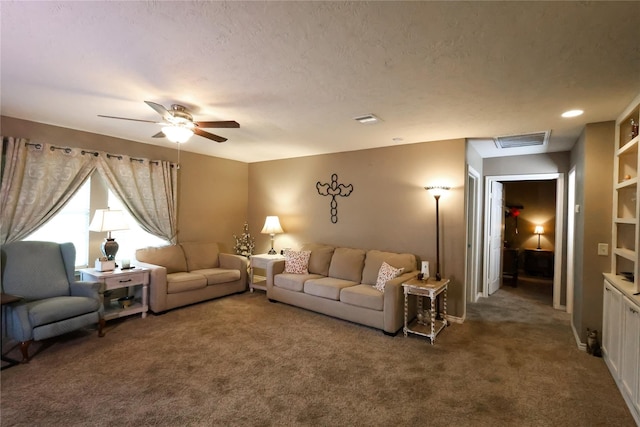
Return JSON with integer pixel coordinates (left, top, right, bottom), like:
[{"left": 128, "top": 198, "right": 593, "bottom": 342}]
[
  {"left": 466, "top": 165, "right": 482, "bottom": 303},
  {"left": 483, "top": 173, "right": 566, "bottom": 311}
]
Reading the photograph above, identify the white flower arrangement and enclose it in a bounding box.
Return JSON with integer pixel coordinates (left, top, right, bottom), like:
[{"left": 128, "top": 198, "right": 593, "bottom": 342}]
[{"left": 233, "top": 222, "right": 255, "bottom": 258}]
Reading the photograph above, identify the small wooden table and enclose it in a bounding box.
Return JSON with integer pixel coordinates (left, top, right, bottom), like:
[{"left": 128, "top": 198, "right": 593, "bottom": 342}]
[
  {"left": 1, "top": 293, "right": 22, "bottom": 369},
  {"left": 402, "top": 278, "right": 449, "bottom": 344},
  {"left": 79, "top": 267, "right": 149, "bottom": 321}
]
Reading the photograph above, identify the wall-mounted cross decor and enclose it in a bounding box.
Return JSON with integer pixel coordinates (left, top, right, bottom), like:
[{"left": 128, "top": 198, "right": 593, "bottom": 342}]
[{"left": 316, "top": 173, "right": 353, "bottom": 224}]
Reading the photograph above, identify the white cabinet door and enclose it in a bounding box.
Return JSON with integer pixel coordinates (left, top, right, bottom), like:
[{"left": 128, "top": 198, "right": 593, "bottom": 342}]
[
  {"left": 603, "top": 280, "right": 623, "bottom": 377},
  {"left": 621, "top": 296, "right": 640, "bottom": 414}
]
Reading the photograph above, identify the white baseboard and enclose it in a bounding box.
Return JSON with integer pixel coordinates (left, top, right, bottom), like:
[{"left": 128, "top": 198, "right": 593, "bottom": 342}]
[{"left": 446, "top": 315, "right": 464, "bottom": 324}]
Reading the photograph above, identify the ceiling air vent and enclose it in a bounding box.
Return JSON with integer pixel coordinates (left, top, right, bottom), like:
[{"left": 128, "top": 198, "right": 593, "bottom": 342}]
[{"left": 494, "top": 131, "right": 550, "bottom": 149}]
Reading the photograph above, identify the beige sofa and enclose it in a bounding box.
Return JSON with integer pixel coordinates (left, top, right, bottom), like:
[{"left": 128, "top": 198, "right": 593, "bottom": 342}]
[
  {"left": 266, "top": 243, "right": 417, "bottom": 334},
  {"left": 135, "top": 242, "right": 248, "bottom": 313}
]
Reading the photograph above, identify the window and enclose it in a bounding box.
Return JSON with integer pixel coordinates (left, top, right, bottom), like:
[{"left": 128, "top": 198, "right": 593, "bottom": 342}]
[
  {"left": 22, "top": 175, "right": 169, "bottom": 267},
  {"left": 23, "top": 178, "right": 91, "bottom": 266},
  {"left": 107, "top": 190, "right": 169, "bottom": 261}
]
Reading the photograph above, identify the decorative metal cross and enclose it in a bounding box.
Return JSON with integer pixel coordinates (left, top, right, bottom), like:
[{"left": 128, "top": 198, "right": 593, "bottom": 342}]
[{"left": 316, "top": 173, "right": 353, "bottom": 223}]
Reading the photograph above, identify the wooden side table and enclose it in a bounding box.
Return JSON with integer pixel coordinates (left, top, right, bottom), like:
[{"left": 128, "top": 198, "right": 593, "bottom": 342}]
[
  {"left": 1, "top": 293, "right": 22, "bottom": 369},
  {"left": 402, "top": 278, "right": 449, "bottom": 344},
  {"left": 79, "top": 267, "right": 149, "bottom": 321},
  {"left": 249, "top": 254, "right": 285, "bottom": 292}
]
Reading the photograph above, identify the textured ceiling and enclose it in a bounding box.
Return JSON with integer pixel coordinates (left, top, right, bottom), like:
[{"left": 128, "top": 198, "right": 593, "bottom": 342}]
[{"left": 1, "top": 1, "right": 639, "bottom": 163}]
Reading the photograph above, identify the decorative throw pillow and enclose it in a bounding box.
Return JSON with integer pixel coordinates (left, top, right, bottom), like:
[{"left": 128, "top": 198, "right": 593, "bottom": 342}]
[
  {"left": 375, "top": 262, "right": 404, "bottom": 292},
  {"left": 284, "top": 249, "right": 311, "bottom": 274}
]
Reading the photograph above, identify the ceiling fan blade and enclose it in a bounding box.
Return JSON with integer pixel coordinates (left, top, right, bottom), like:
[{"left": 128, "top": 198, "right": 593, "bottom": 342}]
[
  {"left": 194, "top": 127, "right": 227, "bottom": 143},
  {"left": 144, "top": 101, "right": 172, "bottom": 121},
  {"left": 195, "top": 120, "right": 240, "bottom": 129},
  {"left": 151, "top": 131, "right": 165, "bottom": 138},
  {"left": 98, "top": 114, "right": 158, "bottom": 124}
]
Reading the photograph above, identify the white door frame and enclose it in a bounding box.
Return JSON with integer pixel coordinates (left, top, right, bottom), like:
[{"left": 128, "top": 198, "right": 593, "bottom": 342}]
[
  {"left": 466, "top": 166, "right": 482, "bottom": 303},
  {"left": 566, "top": 167, "right": 576, "bottom": 314},
  {"left": 483, "top": 173, "right": 566, "bottom": 311}
]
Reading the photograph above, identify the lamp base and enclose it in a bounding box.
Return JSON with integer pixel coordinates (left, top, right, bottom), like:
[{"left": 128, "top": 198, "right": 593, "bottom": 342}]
[
  {"left": 267, "top": 248, "right": 277, "bottom": 255},
  {"left": 101, "top": 238, "right": 119, "bottom": 261}
]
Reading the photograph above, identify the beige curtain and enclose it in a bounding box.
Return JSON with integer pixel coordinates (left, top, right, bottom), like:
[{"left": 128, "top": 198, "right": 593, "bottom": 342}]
[
  {"left": 0, "top": 137, "right": 96, "bottom": 244},
  {"left": 96, "top": 154, "right": 178, "bottom": 244}
]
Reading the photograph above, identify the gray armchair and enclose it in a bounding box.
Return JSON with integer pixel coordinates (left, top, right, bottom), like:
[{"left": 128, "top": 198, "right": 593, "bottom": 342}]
[{"left": 1, "top": 241, "right": 105, "bottom": 362}]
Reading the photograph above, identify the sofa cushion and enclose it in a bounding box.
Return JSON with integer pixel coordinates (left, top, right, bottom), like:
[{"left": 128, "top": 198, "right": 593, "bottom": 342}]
[
  {"left": 274, "top": 273, "right": 323, "bottom": 292},
  {"left": 362, "top": 250, "right": 416, "bottom": 286},
  {"left": 301, "top": 243, "right": 335, "bottom": 276},
  {"left": 375, "top": 262, "right": 405, "bottom": 292},
  {"left": 181, "top": 242, "right": 220, "bottom": 271},
  {"left": 166, "top": 272, "right": 207, "bottom": 293},
  {"left": 340, "top": 284, "right": 384, "bottom": 311},
  {"left": 328, "top": 247, "right": 366, "bottom": 283},
  {"left": 191, "top": 268, "right": 240, "bottom": 285},
  {"left": 304, "top": 277, "right": 358, "bottom": 301},
  {"left": 136, "top": 245, "right": 187, "bottom": 274},
  {"left": 284, "top": 249, "right": 311, "bottom": 274}
]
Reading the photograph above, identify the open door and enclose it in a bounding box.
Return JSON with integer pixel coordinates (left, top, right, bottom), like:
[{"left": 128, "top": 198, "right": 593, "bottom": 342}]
[{"left": 487, "top": 180, "right": 504, "bottom": 295}]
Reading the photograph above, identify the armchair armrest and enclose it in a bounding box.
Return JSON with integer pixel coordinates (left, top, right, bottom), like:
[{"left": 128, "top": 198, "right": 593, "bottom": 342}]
[{"left": 70, "top": 281, "right": 101, "bottom": 298}]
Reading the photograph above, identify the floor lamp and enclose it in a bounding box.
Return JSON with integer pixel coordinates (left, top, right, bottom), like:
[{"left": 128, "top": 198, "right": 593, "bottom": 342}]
[{"left": 426, "top": 186, "right": 450, "bottom": 281}]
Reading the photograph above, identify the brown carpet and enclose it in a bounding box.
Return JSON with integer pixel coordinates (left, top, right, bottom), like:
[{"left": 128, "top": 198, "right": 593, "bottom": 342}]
[{"left": 1, "top": 280, "right": 635, "bottom": 426}]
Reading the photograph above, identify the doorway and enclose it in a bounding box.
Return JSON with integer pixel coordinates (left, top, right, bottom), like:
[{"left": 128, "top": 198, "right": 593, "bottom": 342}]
[{"left": 483, "top": 173, "right": 565, "bottom": 310}]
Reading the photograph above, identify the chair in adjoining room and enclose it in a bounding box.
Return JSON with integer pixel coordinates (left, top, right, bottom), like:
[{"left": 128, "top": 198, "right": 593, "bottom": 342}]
[{"left": 1, "top": 241, "right": 105, "bottom": 363}]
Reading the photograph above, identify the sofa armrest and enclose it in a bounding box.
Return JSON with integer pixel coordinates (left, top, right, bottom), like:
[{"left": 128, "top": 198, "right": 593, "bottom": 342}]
[
  {"left": 219, "top": 253, "right": 249, "bottom": 288},
  {"left": 266, "top": 260, "right": 285, "bottom": 290},
  {"left": 135, "top": 261, "right": 168, "bottom": 313},
  {"left": 383, "top": 271, "right": 418, "bottom": 333}
]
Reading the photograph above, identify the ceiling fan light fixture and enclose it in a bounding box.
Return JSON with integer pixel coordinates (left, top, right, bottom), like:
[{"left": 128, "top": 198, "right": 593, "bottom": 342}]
[{"left": 162, "top": 125, "right": 194, "bottom": 143}]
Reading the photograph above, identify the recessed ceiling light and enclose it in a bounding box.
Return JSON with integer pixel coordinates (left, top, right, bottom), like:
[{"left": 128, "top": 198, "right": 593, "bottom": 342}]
[
  {"left": 392, "top": 137, "right": 403, "bottom": 142},
  {"left": 562, "top": 109, "right": 584, "bottom": 118},
  {"left": 354, "top": 114, "right": 380, "bottom": 124}
]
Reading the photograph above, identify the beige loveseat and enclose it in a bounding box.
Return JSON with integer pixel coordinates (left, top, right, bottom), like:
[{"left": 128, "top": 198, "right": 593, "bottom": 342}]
[
  {"left": 266, "top": 243, "right": 417, "bottom": 334},
  {"left": 135, "top": 242, "right": 248, "bottom": 313}
]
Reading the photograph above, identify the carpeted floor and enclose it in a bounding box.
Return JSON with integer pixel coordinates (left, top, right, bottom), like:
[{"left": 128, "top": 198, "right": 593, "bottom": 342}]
[{"left": 1, "top": 279, "right": 635, "bottom": 426}]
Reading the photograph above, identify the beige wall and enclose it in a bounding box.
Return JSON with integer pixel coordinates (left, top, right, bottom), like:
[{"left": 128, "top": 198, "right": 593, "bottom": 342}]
[
  {"left": 1, "top": 116, "right": 249, "bottom": 252},
  {"left": 570, "top": 121, "right": 615, "bottom": 341},
  {"left": 249, "top": 139, "right": 468, "bottom": 317}
]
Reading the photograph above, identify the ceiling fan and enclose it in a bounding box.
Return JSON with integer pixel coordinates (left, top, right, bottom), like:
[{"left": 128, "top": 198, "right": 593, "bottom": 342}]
[{"left": 98, "top": 101, "right": 239, "bottom": 143}]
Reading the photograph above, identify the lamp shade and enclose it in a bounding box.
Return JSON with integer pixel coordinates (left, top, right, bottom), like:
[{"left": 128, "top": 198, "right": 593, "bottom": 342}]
[
  {"left": 425, "top": 185, "right": 451, "bottom": 198},
  {"left": 162, "top": 125, "right": 194, "bottom": 143},
  {"left": 534, "top": 225, "right": 544, "bottom": 235},
  {"left": 261, "top": 216, "right": 284, "bottom": 235},
  {"left": 89, "top": 209, "right": 129, "bottom": 233}
]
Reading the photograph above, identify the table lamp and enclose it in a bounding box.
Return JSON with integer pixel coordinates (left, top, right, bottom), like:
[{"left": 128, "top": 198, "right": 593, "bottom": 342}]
[
  {"left": 261, "top": 216, "right": 284, "bottom": 255},
  {"left": 89, "top": 208, "right": 129, "bottom": 260}
]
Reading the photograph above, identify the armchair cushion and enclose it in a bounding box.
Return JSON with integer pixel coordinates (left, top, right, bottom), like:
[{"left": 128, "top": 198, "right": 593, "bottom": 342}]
[{"left": 27, "top": 296, "right": 100, "bottom": 327}]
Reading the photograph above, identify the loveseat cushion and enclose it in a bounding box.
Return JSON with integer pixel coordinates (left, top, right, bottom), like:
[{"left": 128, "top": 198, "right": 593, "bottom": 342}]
[
  {"left": 166, "top": 272, "right": 207, "bottom": 294},
  {"left": 191, "top": 268, "right": 240, "bottom": 285},
  {"left": 328, "top": 247, "right": 366, "bottom": 283},
  {"left": 181, "top": 242, "right": 220, "bottom": 270},
  {"left": 304, "top": 277, "right": 358, "bottom": 301},
  {"left": 361, "top": 250, "right": 416, "bottom": 286},
  {"left": 340, "top": 284, "right": 384, "bottom": 311},
  {"left": 301, "top": 243, "right": 335, "bottom": 276},
  {"left": 274, "top": 273, "right": 323, "bottom": 292},
  {"left": 136, "top": 245, "right": 188, "bottom": 274}
]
